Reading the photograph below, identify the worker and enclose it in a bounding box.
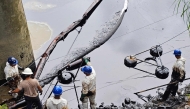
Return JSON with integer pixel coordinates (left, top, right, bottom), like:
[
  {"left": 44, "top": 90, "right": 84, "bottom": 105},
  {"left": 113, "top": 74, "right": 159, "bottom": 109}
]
[
  {"left": 46, "top": 85, "right": 69, "bottom": 109},
  {"left": 10, "top": 68, "right": 43, "bottom": 109},
  {"left": 80, "top": 57, "right": 96, "bottom": 109},
  {"left": 161, "top": 49, "right": 185, "bottom": 101},
  {"left": 4, "top": 57, "right": 23, "bottom": 89}
]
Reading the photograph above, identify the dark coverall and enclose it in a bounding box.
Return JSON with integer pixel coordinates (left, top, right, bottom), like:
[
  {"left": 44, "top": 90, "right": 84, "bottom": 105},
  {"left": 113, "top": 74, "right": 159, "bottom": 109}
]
[{"left": 162, "top": 57, "right": 185, "bottom": 101}]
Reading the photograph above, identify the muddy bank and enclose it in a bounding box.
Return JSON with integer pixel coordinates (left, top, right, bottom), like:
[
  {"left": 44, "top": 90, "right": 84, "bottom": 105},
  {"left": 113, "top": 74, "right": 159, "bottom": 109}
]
[{"left": 27, "top": 21, "right": 52, "bottom": 56}]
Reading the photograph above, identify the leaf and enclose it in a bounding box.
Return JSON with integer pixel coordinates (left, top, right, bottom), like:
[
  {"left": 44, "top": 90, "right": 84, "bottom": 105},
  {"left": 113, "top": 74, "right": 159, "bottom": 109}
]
[
  {"left": 0, "top": 104, "right": 8, "bottom": 109},
  {"left": 175, "top": 0, "right": 190, "bottom": 30}
]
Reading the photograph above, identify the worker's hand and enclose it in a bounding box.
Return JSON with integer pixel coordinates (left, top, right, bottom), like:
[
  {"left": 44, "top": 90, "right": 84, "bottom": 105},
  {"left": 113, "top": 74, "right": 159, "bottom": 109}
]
[
  {"left": 80, "top": 96, "right": 84, "bottom": 102},
  {"left": 178, "top": 78, "right": 184, "bottom": 82},
  {"left": 82, "top": 57, "right": 90, "bottom": 64},
  {"left": 40, "top": 92, "right": 43, "bottom": 95},
  {"left": 80, "top": 93, "right": 86, "bottom": 101},
  {"left": 7, "top": 77, "right": 14, "bottom": 81}
]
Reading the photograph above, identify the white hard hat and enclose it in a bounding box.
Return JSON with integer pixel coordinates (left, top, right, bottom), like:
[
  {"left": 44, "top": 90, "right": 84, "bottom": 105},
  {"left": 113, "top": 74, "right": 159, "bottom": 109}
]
[{"left": 22, "top": 68, "right": 33, "bottom": 75}]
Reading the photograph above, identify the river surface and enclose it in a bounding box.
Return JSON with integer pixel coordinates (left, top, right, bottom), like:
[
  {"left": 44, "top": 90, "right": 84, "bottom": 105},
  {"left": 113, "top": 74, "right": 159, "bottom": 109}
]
[{"left": 22, "top": 0, "right": 190, "bottom": 108}]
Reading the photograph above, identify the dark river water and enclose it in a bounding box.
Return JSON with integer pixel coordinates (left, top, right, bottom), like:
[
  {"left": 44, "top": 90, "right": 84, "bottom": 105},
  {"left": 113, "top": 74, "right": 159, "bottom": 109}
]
[{"left": 22, "top": 0, "right": 190, "bottom": 108}]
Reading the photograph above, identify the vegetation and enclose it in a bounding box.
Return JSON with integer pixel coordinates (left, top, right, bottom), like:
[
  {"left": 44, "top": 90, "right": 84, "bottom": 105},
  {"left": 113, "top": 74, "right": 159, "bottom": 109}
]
[
  {"left": 174, "top": 0, "right": 190, "bottom": 29},
  {"left": 0, "top": 104, "right": 8, "bottom": 109}
]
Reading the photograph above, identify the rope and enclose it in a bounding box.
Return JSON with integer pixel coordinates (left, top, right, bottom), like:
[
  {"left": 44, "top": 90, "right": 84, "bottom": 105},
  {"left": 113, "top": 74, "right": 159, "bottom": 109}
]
[
  {"left": 47, "top": 27, "right": 83, "bottom": 62},
  {"left": 25, "top": 56, "right": 42, "bottom": 68},
  {"left": 41, "top": 80, "right": 54, "bottom": 102},
  {"left": 67, "top": 27, "right": 83, "bottom": 55},
  {"left": 163, "top": 44, "right": 190, "bottom": 55},
  {"left": 48, "top": 81, "right": 59, "bottom": 98},
  {"left": 159, "top": 29, "right": 188, "bottom": 45}
]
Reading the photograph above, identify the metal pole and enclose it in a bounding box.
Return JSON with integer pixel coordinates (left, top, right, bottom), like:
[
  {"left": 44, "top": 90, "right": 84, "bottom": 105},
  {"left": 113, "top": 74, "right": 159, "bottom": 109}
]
[
  {"left": 73, "top": 81, "right": 80, "bottom": 109},
  {"left": 134, "top": 77, "right": 190, "bottom": 94},
  {"left": 136, "top": 58, "right": 160, "bottom": 67},
  {"left": 156, "top": 45, "right": 163, "bottom": 67},
  {"left": 73, "top": 59, "right": 84, "bottom": 109},
  {"left": 133, "top": 67, "right": 155, "bottom": 75},
  {"left": 134, "top": 93, "right": 147, "bottom": 102}
]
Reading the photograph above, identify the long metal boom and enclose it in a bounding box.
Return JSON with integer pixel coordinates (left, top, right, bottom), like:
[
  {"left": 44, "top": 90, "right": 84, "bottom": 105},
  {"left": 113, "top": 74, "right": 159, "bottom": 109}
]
[
  {"left": 39, "top": 0, "right": 128, "bottom": 87},
  {"left": 34, "top": 0, "right": 103, "bottom": 79}
]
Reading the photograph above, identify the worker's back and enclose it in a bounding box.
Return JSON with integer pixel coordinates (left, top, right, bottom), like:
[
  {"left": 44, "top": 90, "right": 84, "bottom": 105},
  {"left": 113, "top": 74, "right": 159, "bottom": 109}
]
[{"left": 46, "top": 97, "right": 68, "bottom": 109}]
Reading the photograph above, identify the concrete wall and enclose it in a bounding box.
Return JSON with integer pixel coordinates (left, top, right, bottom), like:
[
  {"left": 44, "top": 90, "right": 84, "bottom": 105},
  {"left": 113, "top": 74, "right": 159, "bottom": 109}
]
[{"left": 0, "top": 0, "right": 36, "bottom": 80}]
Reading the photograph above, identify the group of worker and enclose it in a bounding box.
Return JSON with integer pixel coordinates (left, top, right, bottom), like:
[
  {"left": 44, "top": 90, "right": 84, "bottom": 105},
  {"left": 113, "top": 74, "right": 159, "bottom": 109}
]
[
  {"left": 3, "top": 48, "right": 185, "bottom": 109},
  {"left": 4, "top": 56, "right": 95, "bottom": 109}
]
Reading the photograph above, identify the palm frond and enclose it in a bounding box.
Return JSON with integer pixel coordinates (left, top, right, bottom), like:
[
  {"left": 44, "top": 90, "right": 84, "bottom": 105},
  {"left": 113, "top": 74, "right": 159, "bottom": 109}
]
[{"left": 175, "top": 0, "right": 190, "bottom": 30}]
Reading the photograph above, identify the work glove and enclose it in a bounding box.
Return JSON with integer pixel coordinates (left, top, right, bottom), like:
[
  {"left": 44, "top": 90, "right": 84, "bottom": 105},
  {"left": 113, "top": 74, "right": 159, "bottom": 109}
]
[
  {"left": 178, "top": 78, "right": 184, "bottom": 82},
  {"left": 86, "top": 91, "right": 94, "bottom": 96},
  {"left": 80, "top": 93, "right": 87, "bottom": 101},
  {"left": 82, "top": 57, "right": 90, "bottom": 64}
]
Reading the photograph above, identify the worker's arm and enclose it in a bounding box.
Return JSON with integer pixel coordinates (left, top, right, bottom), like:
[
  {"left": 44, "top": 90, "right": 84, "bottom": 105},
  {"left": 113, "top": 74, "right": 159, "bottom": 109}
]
[
  {"left": 83, "top": 57, "right": 91, "bottom": 66},
  {"left": 11, "top": 88, "right": 20, "bottom": 93},
  {"left": 37, "top": 85, "right": 43, "bottom": 93},
  {"left": 179, "top": 70, "right": 185, "bottom": 82},
  {"left": 36, "top": 79, "right": 43, "bottom": 94},
  {"left": 10, "top": 83, "right": 22, "bottom": 93},
  {"left": 82, "top": 80, "right": 89, "bottom": 94},
  {"left": 4, "top": 69, "right": 13, "bottom": 80},
  {"left": 17, "top": 65, "right": 24, "bottom": 70}
]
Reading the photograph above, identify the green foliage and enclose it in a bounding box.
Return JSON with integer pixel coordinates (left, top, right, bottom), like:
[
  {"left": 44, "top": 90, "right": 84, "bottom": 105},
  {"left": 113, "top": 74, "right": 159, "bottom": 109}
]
[
  {"left": 0, "top": 104, "right": 8, "bottom": 109},
  {"left": 174, "top": 0, "right": 190, "bottom": 29}
]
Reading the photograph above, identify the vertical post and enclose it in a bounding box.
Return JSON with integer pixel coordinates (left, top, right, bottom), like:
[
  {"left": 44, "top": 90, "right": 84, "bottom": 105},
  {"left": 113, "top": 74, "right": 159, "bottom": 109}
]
[
  {"left": 0, "top": 0, "right": 36, "bottom": 80},
  {"left": 156, "top": 45, "right": 163, "bottom": 67}
]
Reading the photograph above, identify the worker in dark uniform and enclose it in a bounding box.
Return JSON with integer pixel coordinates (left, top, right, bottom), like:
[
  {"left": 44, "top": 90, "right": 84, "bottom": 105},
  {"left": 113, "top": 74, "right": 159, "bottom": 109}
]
[{"left": 161, "top": 49, "right": 185, "bottom": 101}]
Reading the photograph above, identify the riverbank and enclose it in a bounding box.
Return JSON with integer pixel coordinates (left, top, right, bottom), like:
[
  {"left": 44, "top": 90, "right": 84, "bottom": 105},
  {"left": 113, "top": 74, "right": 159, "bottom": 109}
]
[{"left": 27, "top": 21, "right": 52, "bottom": 56}]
